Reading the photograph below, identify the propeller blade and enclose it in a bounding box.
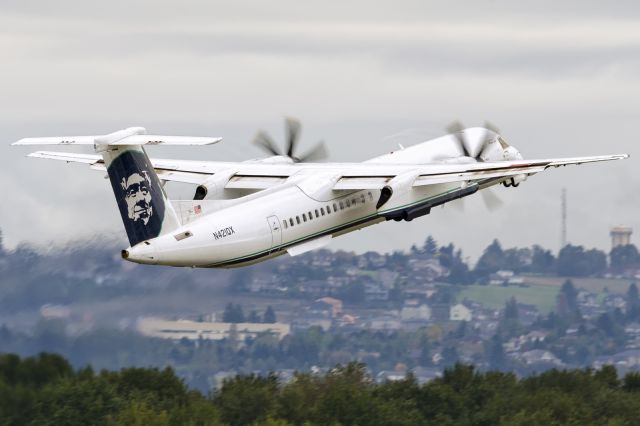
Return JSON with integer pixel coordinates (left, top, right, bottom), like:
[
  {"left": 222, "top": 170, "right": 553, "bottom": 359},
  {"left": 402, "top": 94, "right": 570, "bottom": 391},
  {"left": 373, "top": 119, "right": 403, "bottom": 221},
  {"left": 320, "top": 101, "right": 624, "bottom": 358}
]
[
  {"left": 285, "top": 117, "right": 301, "bottom": 158},
  {"left": 484, "top": 120, "right": 500, "bottom": 135},
  {"left": 297, "top": 141, "right": 329, "bottom": 163},
  {"left": 446, "top": 120, "right": 471, "bottom": 157},
  {"left": 480, "top": 188, "right": 504, "bottom": 212},
  {"left": 253, "top": 131, "right": 282, "bottom": 156},
  {"left": 484, "top": 120, "right": 509, "bottom": 149}
]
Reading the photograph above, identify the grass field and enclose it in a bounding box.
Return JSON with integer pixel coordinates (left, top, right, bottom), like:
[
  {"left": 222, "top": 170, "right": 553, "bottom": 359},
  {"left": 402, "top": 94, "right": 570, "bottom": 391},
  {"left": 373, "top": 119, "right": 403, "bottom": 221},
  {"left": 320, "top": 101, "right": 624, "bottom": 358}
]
[
  {"left": 458, "top": 284, "right": 559, "bottom": 314},
  {"left": 522, "top": 276, "right": 633, "bottom": 294},
  {"left": 457, "top": 276, "right": 636, "bottom": 315}
]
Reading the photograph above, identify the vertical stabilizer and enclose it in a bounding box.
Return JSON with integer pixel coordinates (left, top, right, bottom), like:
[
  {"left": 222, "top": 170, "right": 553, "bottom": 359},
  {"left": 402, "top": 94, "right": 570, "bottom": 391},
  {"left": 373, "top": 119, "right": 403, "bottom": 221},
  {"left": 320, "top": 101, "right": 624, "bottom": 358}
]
[
  {"left": 13, "top": 125, "right": 223, "bottom": 248},
  {"left": 100, "top": 144, "right": 180, "bottom": 246}
]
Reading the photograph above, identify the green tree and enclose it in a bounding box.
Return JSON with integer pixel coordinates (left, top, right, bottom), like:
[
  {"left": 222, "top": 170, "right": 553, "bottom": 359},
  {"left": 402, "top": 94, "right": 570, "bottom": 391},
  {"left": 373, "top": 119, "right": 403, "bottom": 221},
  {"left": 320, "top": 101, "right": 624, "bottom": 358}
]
[
  {"left": 338, "top": 282, "right": 365, "bottom": 304},
  {"left": 627, "top": 283, "right": 640, "bottom": 320},
  {"left": 503, "top": 247, "right": 532, "bottom": 272},
  {"left": 263, "top": 306, "right": 277, "bottom": 324},
  {"left": 424, "top": 236, "right": 438, "bottom": 257},
  {"left": 314, "top": 363, "right": 375, "bottom": 426},
  {"left": 531, "top": 244, "right": 555, "bottom": 274},
  {"left": 438, "top": 244, "right": 471, "bottom": 284},
  {"left": 418, "top": 334, "right": 432, "bottom": 366},
  {"left": 486, "top": 334, "right": 506, "bottom": 371},
  {"left": 115, "top": 400, "right": 170, "bottom": 426},
  {"left": 214, "top": 374, "right": 278, "bottom": 426},
  {"left": 474, "top": 239, "right": 505, "bottom": 278},
  {"left": 248, "top": 310, "right": 261, "bottom": 323},
  {"left": 557, "top": 244, "right": 607, "bottom": 277},
  {"left": 504, "top": 297, "right": 519, "bottom": 320},
  {"left": 223, "top": 303, "right": 245, "bottom": 323},
  {"left": 441, "top": 346, "right": 459, "bottom": 367},
  {"left": 610, "top": 244, "right": 640, "bottom": 273},
  {"left": 623, "top": 372, "right": 640, "bottom": 392},
  {"left": 556, "top": 279, "right": 581, "bottom": 320}
]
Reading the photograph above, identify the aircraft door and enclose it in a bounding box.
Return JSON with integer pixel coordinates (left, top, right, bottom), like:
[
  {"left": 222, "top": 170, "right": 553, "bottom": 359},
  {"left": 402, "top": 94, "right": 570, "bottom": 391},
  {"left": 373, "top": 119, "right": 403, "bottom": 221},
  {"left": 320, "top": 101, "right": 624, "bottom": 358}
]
[{"left": 267, "top": 215, "right": 282, "bottom": 252}]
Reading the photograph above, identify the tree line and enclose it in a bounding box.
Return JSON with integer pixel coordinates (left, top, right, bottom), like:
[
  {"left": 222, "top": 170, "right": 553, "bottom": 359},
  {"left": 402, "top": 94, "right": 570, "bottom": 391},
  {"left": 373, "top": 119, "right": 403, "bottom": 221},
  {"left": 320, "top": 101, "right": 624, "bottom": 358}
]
[
  {"left": 3, "top": 352, "right": 640, "bottom": 425},
  {"left": 452, "top": 239, "right": 640, "bottom": 282},
  {"left": 222, "top": 303, "right": 277, "bottom": 323}
]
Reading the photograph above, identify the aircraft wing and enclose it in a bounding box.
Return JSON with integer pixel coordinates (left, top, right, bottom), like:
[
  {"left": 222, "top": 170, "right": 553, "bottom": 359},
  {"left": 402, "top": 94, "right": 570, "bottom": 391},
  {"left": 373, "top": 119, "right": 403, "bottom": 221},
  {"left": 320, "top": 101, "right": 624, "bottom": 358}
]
[
  {"left": 25, "top": 150, "right": 628, "bottom": 189},
  {"left": 334, "top": 154, "right": 630, "bottom": 189}
]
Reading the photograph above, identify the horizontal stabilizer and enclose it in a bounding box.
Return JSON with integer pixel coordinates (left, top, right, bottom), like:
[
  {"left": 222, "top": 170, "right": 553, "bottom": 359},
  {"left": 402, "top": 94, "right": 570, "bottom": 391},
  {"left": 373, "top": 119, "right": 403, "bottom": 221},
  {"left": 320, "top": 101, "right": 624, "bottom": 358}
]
[
  {"left": 13, "top": 126, "right": 222, "bottom": 146},
  {"left": 27, "top": 151, "right": 102, "bottom": 164},
  {"left": 26, "top": 151, "right": 211, "bottom": 185}
]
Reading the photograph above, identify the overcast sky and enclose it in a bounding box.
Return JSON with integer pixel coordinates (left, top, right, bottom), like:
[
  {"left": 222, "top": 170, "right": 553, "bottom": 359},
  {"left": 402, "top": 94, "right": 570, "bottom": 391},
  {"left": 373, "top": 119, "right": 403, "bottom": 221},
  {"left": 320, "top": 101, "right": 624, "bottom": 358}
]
[{"left": 1, "top": 0, "right": 638, "bottom": 260}]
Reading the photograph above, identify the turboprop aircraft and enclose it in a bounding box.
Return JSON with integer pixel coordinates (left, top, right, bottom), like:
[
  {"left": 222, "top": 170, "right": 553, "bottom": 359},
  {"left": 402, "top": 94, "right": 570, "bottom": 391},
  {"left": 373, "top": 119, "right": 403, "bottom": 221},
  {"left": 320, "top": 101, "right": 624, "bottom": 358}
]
[{"left": 13, "top": 119, "right": 628, "bottom": 268}]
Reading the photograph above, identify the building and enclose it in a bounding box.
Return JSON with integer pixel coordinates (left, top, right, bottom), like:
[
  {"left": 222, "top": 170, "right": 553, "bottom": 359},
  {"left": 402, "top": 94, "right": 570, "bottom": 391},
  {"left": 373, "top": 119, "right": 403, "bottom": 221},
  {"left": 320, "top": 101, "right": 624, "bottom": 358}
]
[
  {"left": 366, "top": 314, "right": 401, "bottom": 330},
  {"left": 400, "top": 301, "right": 431, "bottom": 321},
  {"left": 137, "top": 317, "right": 290, "bottom": 341},
  {"left": 611, "top": 226, "right": 632, "bottom": 249},
  {"left": 517, "top": 350, "right": 564, "bottom": 367},
  {"left": 450, "top": 303, "right": 473, "bottom": 321},
  {"left": 315, "top": 297, "right": 343, "bottom": 318}
]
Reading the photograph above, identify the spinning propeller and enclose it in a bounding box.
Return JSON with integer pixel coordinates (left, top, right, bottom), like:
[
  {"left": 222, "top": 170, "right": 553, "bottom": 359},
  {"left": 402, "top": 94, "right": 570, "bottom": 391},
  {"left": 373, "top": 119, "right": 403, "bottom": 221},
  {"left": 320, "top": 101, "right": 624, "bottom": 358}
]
[
  {"left": 253, "top": 117, "right": 328, "bottom": 162},
  {"left": 446, "top": 120, "right": 510, "bottom": 161},
  {"left": 446, "top": 120, "right": 511, "bottom": 211}
]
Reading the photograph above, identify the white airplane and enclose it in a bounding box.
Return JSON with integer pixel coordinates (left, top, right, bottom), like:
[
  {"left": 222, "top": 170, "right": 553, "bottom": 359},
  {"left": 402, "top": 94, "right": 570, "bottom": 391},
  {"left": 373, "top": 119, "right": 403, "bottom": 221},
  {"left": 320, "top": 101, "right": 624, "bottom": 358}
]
[{"left": 14, "top": 120, "right": 628, "bottom": 268}]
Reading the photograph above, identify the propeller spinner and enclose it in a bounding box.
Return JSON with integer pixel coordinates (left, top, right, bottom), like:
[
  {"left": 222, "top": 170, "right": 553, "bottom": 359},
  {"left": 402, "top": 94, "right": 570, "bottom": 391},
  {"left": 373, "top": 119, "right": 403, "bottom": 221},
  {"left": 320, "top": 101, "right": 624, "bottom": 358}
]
[
  {"left": 446, "top": 120, "right": 520, "bottom": 211},
  {"left": 253, "top": 117, "right": 328, "bottom": 163}
]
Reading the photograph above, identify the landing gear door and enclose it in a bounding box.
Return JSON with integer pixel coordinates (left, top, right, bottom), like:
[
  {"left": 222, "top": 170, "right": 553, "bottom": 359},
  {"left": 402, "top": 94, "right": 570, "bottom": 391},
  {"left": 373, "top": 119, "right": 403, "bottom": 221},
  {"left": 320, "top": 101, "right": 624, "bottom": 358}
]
[{"left": 267, "top": 215, "right": 282, "bottom": 252}]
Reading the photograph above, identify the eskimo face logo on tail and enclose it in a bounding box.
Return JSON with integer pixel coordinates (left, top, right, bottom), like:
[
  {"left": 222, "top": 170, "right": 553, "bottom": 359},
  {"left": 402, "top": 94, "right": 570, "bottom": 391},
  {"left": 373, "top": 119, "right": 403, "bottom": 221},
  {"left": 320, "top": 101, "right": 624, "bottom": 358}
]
[
  {"left": 108, "top": 150, "right": 166, "bottom": 246},
  {"left": 121, "top": 171, "right": 153, "bottom": 224}
]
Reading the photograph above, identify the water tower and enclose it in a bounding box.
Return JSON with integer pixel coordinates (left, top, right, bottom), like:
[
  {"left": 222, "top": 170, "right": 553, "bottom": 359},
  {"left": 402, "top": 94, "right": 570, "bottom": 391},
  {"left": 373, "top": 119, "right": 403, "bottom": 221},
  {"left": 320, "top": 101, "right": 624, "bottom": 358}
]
[{"left": 610, "top": 226, "right": 632, "bottom": 249}]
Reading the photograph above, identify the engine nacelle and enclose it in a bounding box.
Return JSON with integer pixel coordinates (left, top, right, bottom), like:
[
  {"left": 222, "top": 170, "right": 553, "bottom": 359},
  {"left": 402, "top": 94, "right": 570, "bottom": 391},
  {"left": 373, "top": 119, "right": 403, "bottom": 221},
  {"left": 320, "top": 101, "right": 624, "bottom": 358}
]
[
  {"left": 376, "top": 171, "right": 420, "bottom": 210},
  {"left": 193, "top": 171, "right": 236, "bottom": 200},
  {"left": 378, "top": 176, "right": 479, "bottom": 222}
]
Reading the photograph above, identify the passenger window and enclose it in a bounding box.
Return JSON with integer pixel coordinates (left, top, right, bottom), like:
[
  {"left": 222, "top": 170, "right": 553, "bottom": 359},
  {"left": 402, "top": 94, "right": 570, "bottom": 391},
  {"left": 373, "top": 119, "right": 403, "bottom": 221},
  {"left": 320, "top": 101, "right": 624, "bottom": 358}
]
[
  {"left": 333, "top": 203, "right": 338, "bottom": 212},
  {"left": 368, "top": 191, "right": 373, "bottom": 201},
  {"left": 315, "top": 209, "right": 319, "bottom": 218},
  {"left": 352, "top": 198, "right": 357, "bottom": 205},
  {"left": 303, "top": 213, "right": 307, "bottom": 222},
  {"left": 345, "top": 199, "right": 350, "bottom": 207},
  {"left": 283, "top": 221, "right": 288, "bottom": 229},
  {"left": 290, "top": 218, "right": 294, "bottom": 227},
  {"left": 339, "top": 201, "right": 344, "bottom": 210},
  {"left": 296, "top": 216, "right": 301, "bottom": 224},
  {"left": 308, "top": 211, "right": 313, "bottom": 220},
  {"left": 320, "top": 207, "right": 325, "bottom": 216},
  {"left": 361, "top": 194, "right": 366, "bottom": 203}
]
